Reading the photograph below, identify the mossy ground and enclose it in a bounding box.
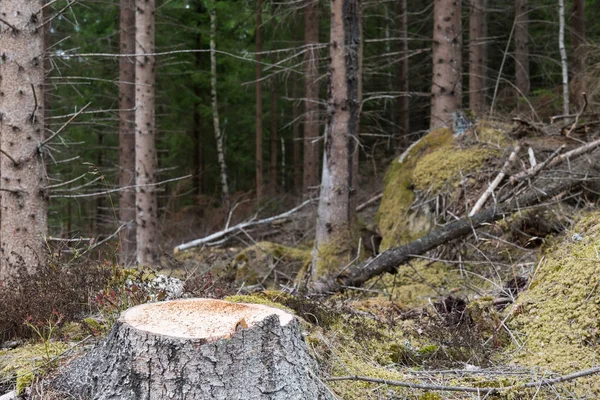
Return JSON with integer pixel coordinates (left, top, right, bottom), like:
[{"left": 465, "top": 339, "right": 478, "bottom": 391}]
[
  {"left": 501, "top": 211, "right": 600, "bottom": 396},
  {"left": 377, "top": 123, "right": 508, "bottom": 251}
]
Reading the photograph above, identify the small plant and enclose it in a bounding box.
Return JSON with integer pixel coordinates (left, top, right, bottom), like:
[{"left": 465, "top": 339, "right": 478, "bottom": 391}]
[{"left": 23, "top": 310, "right": 64, "bottom": 366}]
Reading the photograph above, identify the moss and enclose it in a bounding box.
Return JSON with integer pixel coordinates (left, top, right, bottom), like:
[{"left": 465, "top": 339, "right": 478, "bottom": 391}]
[
  {"left": 58, "top": 321, "right": 87, "bottom": 341},
  {"left": 0, "top": 342, "right": 69, "bottom": 394},
  {"left": 377, "top": 124, "right": 505, "bottom": 251},
  {"left": 312, "top": 227, "right": 361, "bottom": 279},
  {"left": 419, "top": 393, "right": 442, "bottom": 400},
  {"left": 502, "top": 211, "right": 600, "bottom": 395},
  {"left": 224, "top": 292, "right": 296, "bottom": 314}
]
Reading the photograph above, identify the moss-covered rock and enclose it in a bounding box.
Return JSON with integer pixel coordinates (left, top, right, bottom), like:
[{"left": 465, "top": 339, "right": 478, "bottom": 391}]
[
  {"left": 503, "top": 211, "right": 600, "bottom": 395},
  {"left": 377, "top": 123, "right": 508, "bottom": 251}
]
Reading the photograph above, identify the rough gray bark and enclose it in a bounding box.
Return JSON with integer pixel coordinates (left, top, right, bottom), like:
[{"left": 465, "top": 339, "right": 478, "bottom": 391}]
[
  {"left": 50, "top": 299, "right": 332, "bottom": 400},
  {"left": 303, "top": 0, "right": 321, "bottom": 195},
  {"left": 0, "top": 0, "right": 49, "bottom": 277},
  {"left": 396, "top": 0, "right": 409, "bottom": 146},
  {"left": 119, "top": 0, "right": 137, "bottom": 265},
  {"left": 430, "top": 0, "right": 463, "bottom": 129},
  {"left": 135, "top": 0, "right": 158, "bottom": 265},
  {"left": 210, "top": 8, "right": 230, "bottom": 204},
  {"left": 469, "top": 0, "right": 487, "bottom": 114},
  {"left": 312, "top": 0, "right": 362, "bottom": 279},
  {"left": 514, "top": 0, "right": 530, "bottom": 96}
]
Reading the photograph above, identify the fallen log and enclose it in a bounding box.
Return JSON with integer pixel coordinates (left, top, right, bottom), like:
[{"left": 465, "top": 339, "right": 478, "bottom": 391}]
[
  {"left": 50, "top": 299, "right": 332, "bottom": 400},
  {"left": 307, "top": 152, "right": 595, "bottom": 295}
]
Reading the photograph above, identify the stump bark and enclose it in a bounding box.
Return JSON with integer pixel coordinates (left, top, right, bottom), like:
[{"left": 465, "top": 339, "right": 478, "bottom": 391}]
[{"left": 51, "top": 299, "right": 332, "bottom": 400}]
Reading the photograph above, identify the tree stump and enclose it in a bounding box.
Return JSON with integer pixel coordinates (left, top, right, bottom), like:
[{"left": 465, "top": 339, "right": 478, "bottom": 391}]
[{"left": 51, "top": 299, "right": 332, "bottom": 399}]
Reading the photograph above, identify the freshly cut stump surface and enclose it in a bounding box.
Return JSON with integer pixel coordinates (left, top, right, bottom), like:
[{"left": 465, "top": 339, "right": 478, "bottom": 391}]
[{"left": 51, "top": 298, "right": 331, "bottom": 400}]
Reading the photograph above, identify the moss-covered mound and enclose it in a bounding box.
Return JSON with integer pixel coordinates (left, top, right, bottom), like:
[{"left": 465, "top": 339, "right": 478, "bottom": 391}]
[{"left": 504, "top": 211, "right": 600, "bottom": 394}]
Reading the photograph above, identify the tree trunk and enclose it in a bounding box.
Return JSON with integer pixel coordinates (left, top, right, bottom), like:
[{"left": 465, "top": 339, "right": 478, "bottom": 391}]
[
  {"left": 292, "top": 80, "right": 303, "bottom": 194},
  {"left": 571, "top": 0, "right": 585, "bottom": 108},
  {"left": 303, "top": 0, "right": 320, "bottom": 195},
  {"left": 119, "top": 0, "right": 137, "bottom": 265},
  {"left": 396, "top": 0, "right": 410, "bottom": 147},
  {"left": 312, "top": 0, "right": 362, "bottom": 280},
  {"left": 210, "top": 8, "right": 230, "bottom": 205},
  {"left": 469, "top": 0, "right": 487, "bottom": 115},
  {"left": 192, "top": 33, "right": 204, "bottom": 203},
  {"left": 135, "top": 0, "right": 158, "bottom": 266},
  {"left": 51, "top": 299, "right": 332, "bottom": 400},
  {"left": 256, "top": 0, "right": 264, "bottom": 201},
  {"left": 430, "top": 0, "right": 462, "bottom": 129},
  {"left": 558, "top": 0, "right": 569, "bottom": 116},
  {"left": 514, "top": 0, "right": 530, "bottom": 96},
  {"left": 0, "top": 0, "right": 49, "bottom": 277},
  {"left": 270, "top": 77, "right": 278, "bottom": 193}
]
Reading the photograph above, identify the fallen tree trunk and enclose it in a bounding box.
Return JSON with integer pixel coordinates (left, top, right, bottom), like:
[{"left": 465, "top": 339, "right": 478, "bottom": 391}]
[
  {"left": 50, "top": 299, "right": 332, "bottom": 400},
  {"left": 308, "top": 152, "right": 596, "bottom": 295}
]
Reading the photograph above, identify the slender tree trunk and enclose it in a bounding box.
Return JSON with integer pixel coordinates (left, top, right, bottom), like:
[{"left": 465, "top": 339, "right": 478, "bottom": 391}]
[
  {"left": 95, "top": 133, "right": 105, "bottom": 234},
  {"left": 270, "top": 78, "right": 278, "bottom": 193},
  {"left": 119, "top": 0, "right": 137, "bottom": 265},
  {"left": 135, "top": 0, "right": 158, "bottom": 266},
  {"left": 303, "top": 0, "right": 320, "bottom": 195},
  {"left": 396, "top": 0, "right": 410, "bottom": 147},
  {"left": 571, "top": 0, "right": 585, "bottom": 108},
  {"left": 312, "top": 0, "right": 362, "bottom": 280},
  {"left": 192, "top": 38, "right": 204, "bottom": 203},
  {"left": 292, "top": 80, "right": 302, "bottom": 194},
  {"left": 210, "top": 8, "right": 230, "bottom": 205},
  {"left": 256, "top": 0, "right": 264, "bottom": 201},
  {"left": 0, "top": 0, "right": 49, "bottom": 277},
  {"left": 469, "top": 0, "right": 487, "bottom": 114},
  {"left": 558, "top": 0, "right": 569, "bottom": 116},
  {"left": 514, "top": 0, "right": 530, "bottom": 96},
  {"left": 430, "top": 0, "right": 462, "bottom": 129}
]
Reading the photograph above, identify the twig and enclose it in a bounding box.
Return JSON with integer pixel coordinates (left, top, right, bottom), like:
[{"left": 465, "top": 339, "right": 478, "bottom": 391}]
[
  {"left": 174, "top": 199, "right": 315, "bottom": 253},
  {"left": 469, "top": 145, "right": 521, "bottom": 217},
  {"left": 510, "top": 145, "right": 565, "bottom": 183},
  {"left": 0, "top": 148, "right": 19, "bottom": 166},
  {"left": 356, "top": 192, "right": 383, "bottom": 212},
  {"left": 0, "top": 17, "right": 18, "bottom": 31},
  {"left": 327, "top": 366, "right": 600, "bottom": 394},
  {"left": 41, "top": 102, "right": 91, "bottom": 147},
  {"left": 564, "top": 92, "right": 588, "bottom": 137}
]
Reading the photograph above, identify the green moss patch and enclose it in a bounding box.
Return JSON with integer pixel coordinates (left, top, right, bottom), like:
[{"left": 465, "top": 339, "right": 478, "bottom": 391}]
[{"left": 503, "top": 211, "right": 600, "bottom": 394}]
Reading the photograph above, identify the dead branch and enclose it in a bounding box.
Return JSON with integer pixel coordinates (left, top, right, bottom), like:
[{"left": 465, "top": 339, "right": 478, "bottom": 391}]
[
  {"left": 469, "top": 145, "right": 521, "bottom": 217},
  {"left": 173, "top": 199, "right": 315, "bottom": 253},
  {"left": 356, "top": 192, "right": 383, "bottom": 212},
  {"left": 307, "top": 151, "right": 595, "bottom": 296},
  {"left": 327, "top": 366, "right": 600, "bottom": 394}
]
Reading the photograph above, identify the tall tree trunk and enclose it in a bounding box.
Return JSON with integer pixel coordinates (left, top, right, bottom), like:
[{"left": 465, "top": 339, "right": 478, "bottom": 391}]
[
  {"left": 270, "top": 78, "right": 278, "bottom": 193},
  {"left": 256, "top": 0, "right": 264, "bottom": 201},
  {"left": 192, "top": 37, "right": 204, "bottom": 203},
  {"left": 210, "top": 8, "right": 230, "bottom": 205},
  {"left": 558, "top": 0, "right": 569, "bottom": 116},
  {"left": 571, "top": 0, "right": 585, "bottom": 108},
  {"left": 514, "top": 0, "right": 530, "bottom": 96},
  {"left": 303, "top": 0, "right": 320, "bottom": 195},
  {"left": 135, "top": 0, "right": 158, "bottom": 266},
  {"left": 469, "top": 0, "right": 487, "bottom": 114},
  {"left": 292, "top": 80, "right": 302, "bottom": 194},
  {"left": 119, "top": 0, "right": 137, "bottom": 265},
  {"left": 95, "top": 133, "right": 105, "bottom": 234},
  {"left": 312, "top": 0, "right": 362, "bottom": 280},
  {"left": 0, "top": 0, "right": 49, "bottom": 277},
  {"left": 430, "top": 0, "right": 462, "bottom": 129},
  {"left": 396, "top": 0, "right": 410, "bottom": 147}
]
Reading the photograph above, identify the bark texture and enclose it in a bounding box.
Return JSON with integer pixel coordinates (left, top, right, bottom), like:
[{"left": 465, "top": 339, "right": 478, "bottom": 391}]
[
  {"left": 396, "top": 0, "right": 409, "bottom": 146},
  {"left": 0, "top": 0, "right": 49, "bottom": 276},
  {"left": 303, "top": 0, "right": 321, "bottom": 195},
  {"left": 293, "top": 80, "right": 303, "bottom": 193},
  {"left": 312, "top": 0, "right": 361, "bottom": 279},
  {"left": 51, "top": 299, "right": 332, "bottom": 400},
  {"left": 135, "top": 0, "right": 158, "bottom": 265},
  {"left": 469, "top": 0, "right": 487, "bottom": 114},
  {"left": 514, "top": 0, "right": 530, "bottom": 96},
  {"left": 210, "top": 8, "right": 230, "bottom": 204},
  {"left": 270, "top": 78, "right": 278, "bottom": 193},
  {"left": 558, "top": 0, "right": 569, "bottom": 116},
  {"left": 119, "top": 0, "right": 137, "bottom": 265},
  {"left": 430, "top": 0, "right": 462, "bottom": 129},
  {"left": 256, "top": 0, "right": 264, "bottom": 201}
]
